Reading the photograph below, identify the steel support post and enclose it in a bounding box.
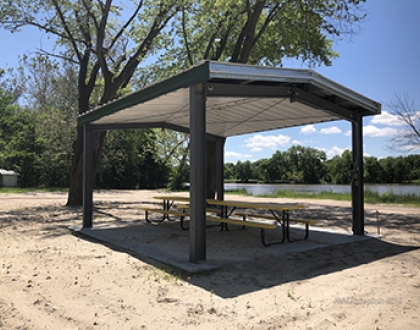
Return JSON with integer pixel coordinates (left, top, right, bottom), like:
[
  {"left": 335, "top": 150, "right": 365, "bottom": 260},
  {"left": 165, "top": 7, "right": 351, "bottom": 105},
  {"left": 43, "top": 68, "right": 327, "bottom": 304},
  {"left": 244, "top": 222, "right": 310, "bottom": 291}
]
[
  {"left": 83, "top": 124, "right": 94, "bottom": 228},
  {"left": 352, "top": 116, "right": 364, "bottom": 235},
  {"left": 189, "top": 84, "right": 207, "bottom": 262},
  {"left": 216, "top": 137, "right": 226, "bottom": 201}
]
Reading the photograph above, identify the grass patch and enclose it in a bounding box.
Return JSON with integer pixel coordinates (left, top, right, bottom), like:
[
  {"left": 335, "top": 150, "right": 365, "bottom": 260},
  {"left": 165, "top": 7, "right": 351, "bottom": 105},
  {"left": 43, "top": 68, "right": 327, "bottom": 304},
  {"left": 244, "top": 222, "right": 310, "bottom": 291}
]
[
  {"left": 364, "top": 190, "right": 420, "bottom": 206},
  {"left": 225, "top": 188, "right": 253, "bottom": 196},
  {"left": 0, "top": 187, "right": 67, "bottom": 194},
  {"left": 259, "top": 190, "right": 351, "bottom": 201},
  {"left": 230, "top": 188, "right": 420, "bottom": 207}
]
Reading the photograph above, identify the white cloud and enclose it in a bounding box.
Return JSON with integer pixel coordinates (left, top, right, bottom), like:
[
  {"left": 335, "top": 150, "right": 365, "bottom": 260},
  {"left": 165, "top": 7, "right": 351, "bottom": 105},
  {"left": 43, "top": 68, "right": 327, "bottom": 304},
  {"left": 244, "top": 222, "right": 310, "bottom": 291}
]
[
  {"left": 251, "top": 147, "right": 263, "bottom": 152},
  {"left": 363, "top": 125, "right": 398, "bottom": 137},
  {"left": 320, "top": 126, "right": 342, "bottom": 134},
  {"left": 402, "top": 144, "right": 420, "bottom": 151},
  {"left": 293, "top": 139, "right": 319, "bottom": 145},
  {"left": 370, "top": 111, "right": 404, "bottom": 126},
  {"left": 314, "top": 147, "right": 327, "bottom": 153},
  {"left": 225, "top": 151, "right": 253, "bottom": 161},
  {"left": 327, "top": 146, "right": 348, "bottom": 158},
  {"left": 225, "top": 151, "right": 242, "bottom": 158},
  {"left": 300, "top": 125, "right": 316, "bottom": 134},
  {"left": 244, "top": 134, "right": 291, "bottom": 150},
  {"left": 344, "top": 130, "right": 352, "bottom": 137}
]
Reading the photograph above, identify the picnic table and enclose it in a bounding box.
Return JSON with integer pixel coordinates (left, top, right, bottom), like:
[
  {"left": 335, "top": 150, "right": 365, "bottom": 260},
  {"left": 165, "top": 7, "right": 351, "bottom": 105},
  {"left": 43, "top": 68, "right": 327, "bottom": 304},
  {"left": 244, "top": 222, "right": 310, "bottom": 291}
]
[{"left": 141, "top": 195, "right": 316, "bottom": 246}]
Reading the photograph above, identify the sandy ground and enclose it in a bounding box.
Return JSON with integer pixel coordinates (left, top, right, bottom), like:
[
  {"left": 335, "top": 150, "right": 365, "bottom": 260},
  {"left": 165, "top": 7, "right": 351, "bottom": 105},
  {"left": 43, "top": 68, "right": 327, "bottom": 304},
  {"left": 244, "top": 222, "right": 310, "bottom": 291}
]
[{"left": 0, "top": 190, "right": 419, "bottom": 330}]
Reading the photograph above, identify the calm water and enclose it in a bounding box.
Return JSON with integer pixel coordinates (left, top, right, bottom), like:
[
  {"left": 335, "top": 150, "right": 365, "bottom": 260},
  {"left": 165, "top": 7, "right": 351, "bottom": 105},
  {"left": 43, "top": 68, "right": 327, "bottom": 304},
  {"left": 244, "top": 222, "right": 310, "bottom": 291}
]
[{"left": 225, "top": 183, "right": 420, "bottom": 196}]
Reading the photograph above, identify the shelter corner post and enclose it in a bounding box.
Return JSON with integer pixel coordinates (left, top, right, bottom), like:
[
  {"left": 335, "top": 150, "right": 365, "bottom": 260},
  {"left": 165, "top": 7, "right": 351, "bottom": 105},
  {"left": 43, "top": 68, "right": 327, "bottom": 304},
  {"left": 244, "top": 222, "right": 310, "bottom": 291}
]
[
  {"left": 216, "top": 137, "right": 226, "bottom": 201},
  {"left": 83, "top": 124, "right": 94, "bottom": 228},
  {"left": 351, "top": 115, "right": 364, "bottom": 235},
  {"left": 189, "top": 83, "right": 207, "bottom": 262}
]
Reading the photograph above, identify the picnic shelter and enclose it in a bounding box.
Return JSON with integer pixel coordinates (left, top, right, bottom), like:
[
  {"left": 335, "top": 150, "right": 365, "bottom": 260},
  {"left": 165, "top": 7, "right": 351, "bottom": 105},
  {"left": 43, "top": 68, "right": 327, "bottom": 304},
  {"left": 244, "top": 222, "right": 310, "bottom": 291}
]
[{"left": 77, "top": 61, "right": 381, "bottom": 263}]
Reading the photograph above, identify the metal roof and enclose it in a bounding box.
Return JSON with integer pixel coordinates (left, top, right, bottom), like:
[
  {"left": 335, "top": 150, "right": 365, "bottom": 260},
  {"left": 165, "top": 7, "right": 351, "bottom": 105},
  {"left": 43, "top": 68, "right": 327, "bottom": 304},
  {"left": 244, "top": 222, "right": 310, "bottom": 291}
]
[{"left": 78, "top": 61, "right": 381, "bottom": 137}]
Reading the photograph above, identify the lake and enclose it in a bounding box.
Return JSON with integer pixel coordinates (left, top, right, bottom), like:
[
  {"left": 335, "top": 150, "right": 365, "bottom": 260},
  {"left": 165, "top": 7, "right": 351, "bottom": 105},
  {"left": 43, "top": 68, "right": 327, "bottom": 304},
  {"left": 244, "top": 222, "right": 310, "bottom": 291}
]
[{"left": 225, "top": 183, "right": 420, "bottom": 196}]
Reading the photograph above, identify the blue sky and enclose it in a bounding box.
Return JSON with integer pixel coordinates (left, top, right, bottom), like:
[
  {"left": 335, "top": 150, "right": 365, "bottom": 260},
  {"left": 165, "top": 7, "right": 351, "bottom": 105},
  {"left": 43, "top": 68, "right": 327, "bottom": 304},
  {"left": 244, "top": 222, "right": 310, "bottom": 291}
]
[
  {"left": 1, "top": 0, "right": 419, "bottom": 162},
  {"left": 225, "top": 0, "right": 420, "bottom": 162}
]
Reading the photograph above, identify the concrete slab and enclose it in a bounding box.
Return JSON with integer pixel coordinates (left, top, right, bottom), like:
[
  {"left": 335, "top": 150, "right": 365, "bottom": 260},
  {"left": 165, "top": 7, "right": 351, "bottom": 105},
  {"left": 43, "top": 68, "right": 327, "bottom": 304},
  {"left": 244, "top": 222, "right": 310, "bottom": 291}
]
[{"left": 69, "top": 221, "right": 375, "bottom": 275}]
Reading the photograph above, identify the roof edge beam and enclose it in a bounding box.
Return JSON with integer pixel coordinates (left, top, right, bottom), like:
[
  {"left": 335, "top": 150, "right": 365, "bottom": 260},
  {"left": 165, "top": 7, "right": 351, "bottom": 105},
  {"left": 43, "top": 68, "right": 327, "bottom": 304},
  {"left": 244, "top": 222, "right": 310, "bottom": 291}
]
[
  {"left": 91, "top": 122, "right": 190, "bottom": 133},
  {"left": 91, "top": 122, "right": 221, "bottom": 141},
  {"left": 294, "top": 87, "right": 356, "bottom": 122},
  {"left": 205, "top": 83, "right": 290, "bottom": 98}
]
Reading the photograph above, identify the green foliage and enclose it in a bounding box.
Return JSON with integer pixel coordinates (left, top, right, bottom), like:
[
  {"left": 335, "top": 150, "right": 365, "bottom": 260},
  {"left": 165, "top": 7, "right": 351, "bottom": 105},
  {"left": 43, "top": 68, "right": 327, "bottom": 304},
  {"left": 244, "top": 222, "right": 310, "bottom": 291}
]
[
  {"left": 226, "top": 147, "right": 420, "bottom": 185},
  {"left": 0, "top": 60, "right": 76, "bottom": 188},
  {"left": 0, "top": 105, "right": 39, "bottom": 187},
  {"left": 149, "top": 0, "right": 366, "bottom": 78},
  {"left": 325, "top": 149, "right": 352, "bottom": 184},
  {"left": 96, "top": 130, "right": 169, "bottom": 189},
  {"left": 234, "top": 160, "right": 257, "bottom": 183},
  {"left": 153, "top": 129, "right": 190, "bottom": 190},
  {"left": 232, "top": 146, "right": 328, "bottom": 184}
]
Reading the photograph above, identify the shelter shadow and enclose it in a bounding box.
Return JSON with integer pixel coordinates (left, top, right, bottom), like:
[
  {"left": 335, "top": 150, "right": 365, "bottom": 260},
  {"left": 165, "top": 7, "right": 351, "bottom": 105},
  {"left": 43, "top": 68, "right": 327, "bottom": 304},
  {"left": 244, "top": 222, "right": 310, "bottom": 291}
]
[{"left": 70, "top": 222, "right": 418, "bottom": 298}]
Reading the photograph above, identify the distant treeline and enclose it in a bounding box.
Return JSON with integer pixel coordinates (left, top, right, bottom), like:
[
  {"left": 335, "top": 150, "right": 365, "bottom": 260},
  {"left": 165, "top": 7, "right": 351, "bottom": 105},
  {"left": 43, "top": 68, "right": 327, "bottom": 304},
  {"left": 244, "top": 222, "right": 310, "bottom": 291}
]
[{"left": 225, "top": 146, "right": 420, "bottom": 184}]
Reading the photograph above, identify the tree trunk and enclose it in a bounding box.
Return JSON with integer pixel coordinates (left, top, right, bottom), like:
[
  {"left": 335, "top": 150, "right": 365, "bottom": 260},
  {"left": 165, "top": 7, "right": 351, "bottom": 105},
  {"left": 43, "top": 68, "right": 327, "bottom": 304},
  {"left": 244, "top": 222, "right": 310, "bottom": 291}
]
[
  {"left": 66, "top": 126, "right": 84, "bottom": 206},
  {"left": 66, "top": 128, "right": 106, "bottom": 206}
]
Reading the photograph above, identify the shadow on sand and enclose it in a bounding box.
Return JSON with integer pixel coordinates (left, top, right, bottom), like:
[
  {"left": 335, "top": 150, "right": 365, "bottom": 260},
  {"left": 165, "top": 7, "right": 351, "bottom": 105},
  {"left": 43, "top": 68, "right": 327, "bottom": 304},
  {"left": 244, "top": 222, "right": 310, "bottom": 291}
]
[{"left": 70, "top": 221, "right": 419, "bottom": 299}]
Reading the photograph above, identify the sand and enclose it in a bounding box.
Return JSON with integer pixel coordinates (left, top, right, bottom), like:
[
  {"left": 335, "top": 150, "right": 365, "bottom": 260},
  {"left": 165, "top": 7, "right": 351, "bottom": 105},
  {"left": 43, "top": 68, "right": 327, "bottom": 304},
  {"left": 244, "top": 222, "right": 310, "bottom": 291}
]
[{"left": 0, "top": 190, "right": 419, "bottom": 329}]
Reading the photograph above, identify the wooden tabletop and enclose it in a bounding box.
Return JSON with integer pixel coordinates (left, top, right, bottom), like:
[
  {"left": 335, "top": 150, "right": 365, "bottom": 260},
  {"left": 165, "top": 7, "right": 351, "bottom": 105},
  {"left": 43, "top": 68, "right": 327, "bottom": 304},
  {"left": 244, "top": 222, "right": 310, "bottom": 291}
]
[
  {"left": 153, "top": 195, "right": 305, "bottom": 211},
  {"left": 206, "top": 199, "right": 305, "bottom": 211}
]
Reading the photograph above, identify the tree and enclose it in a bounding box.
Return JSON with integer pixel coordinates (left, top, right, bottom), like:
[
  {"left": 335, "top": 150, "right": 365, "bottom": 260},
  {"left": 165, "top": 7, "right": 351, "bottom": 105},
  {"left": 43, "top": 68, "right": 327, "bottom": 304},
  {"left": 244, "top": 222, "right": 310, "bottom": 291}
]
[
  {"left": 1, "top": 0, "right": 180, "bottom": 204},
  {"left": 224, "top": 162, "right": 235, "bottom": 180},
  {"left": 96, "top": 130, "right": 169, "bottom": 189},
  {"left": 156, "top": 0, "right": 366, "bottom": 71},
  {"left": 153, "top": 129, "right": 190, "bottom": 190},
  {"left": 12, "top": 57, "right": 78, "bottom": 187},
  {"left": 363, "top": 156, "right": 382, "bottom": 183},
  {"left": 281, "top": 145, "right": 326, "bottom": 183},
  {"left": 235, "top": 160, "right": 256, "bottom": 183},
  {"left": 260, "top": 151, "right": 287, "bottom": 182},
  {"left": 326, "top": 149, "right": 352, "bottom": 184},
  {"left": 389, "top": 94, "right": 420, "bottom": 153}
]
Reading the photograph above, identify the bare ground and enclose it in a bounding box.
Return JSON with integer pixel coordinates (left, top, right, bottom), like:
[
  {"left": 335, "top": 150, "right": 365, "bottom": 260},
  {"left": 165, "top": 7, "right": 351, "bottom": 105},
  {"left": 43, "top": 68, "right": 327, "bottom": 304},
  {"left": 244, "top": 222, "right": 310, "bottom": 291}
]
[{"left": 0, "top": 190, "right": 419, "bottom": 330}]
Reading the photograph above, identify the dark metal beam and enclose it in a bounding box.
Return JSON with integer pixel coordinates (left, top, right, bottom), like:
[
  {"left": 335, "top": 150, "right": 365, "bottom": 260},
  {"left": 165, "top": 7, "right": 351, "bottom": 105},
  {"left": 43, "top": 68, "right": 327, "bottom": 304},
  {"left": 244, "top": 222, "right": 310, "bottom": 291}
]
[
  {"left": 294, "top": 88, "right": 356, "bottom": 122},
  {"left": 83, "top": 124, "right": 94, "bottom": 228},
  {"left": 205, "top": 83, "right": 291, "bottom": 98},
  {"left": 189, "top": 84, "right": 207, "bottom": 262},
  {"left": 216, "top": 137, "right": 226, "bottom": 201},
  {"left": 352, "top": 115, "right": 364, "bottom": 235},
  {"left": 92, "top": 122, "right": 223, "bottom": 142},
  {"left": 91, "top": 122, "right": 190, "bottom": 134}
]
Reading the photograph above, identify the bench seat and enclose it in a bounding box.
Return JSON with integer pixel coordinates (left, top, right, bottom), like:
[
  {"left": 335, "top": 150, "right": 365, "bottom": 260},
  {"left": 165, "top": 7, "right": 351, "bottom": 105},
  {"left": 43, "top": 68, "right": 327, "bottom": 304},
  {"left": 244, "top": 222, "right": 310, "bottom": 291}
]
[
  {"left": 234, "top": 212, "right": 317, "bottom": 241},
  {"left": 206, "top": 215, "right": 277, "bottom": 229},
  {"left": 205, "top": 215, "right": 281, "bottom": 246}
]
